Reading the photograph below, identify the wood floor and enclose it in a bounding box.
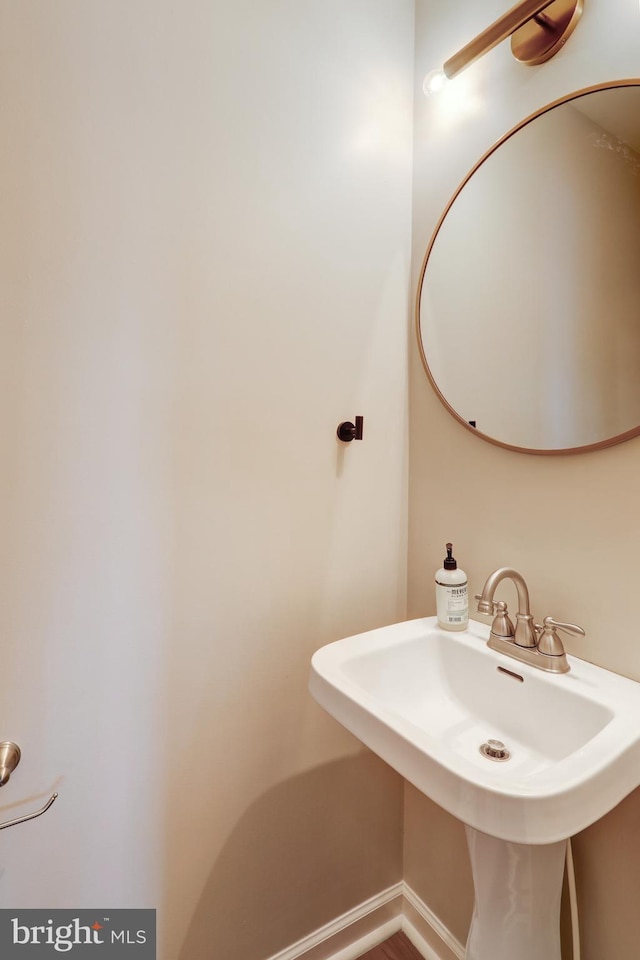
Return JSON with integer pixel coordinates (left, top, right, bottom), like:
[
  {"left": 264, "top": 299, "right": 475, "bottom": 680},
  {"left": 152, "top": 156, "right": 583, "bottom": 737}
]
[{"left": 356, "top": 931, "right": 424, "bottom": 960}]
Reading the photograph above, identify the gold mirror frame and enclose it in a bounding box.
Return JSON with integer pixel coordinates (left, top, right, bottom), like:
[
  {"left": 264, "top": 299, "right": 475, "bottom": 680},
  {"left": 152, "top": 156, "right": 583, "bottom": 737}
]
[{"left": 416, "top": 79, "right": 640, "bottom": 456}]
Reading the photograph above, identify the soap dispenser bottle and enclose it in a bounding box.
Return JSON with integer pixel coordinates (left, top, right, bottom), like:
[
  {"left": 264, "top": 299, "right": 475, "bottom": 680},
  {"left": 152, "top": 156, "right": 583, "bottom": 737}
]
[{"left": 435, "top": 543, "right": 468, "bottom": 632}]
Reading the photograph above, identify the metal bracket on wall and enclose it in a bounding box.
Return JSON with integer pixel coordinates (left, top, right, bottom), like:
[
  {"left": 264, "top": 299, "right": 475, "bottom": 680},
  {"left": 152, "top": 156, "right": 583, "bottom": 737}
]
[
  {"left": 0, "top": 741, "right": 21, "bottom": 786},
  {"left": 336, "top": 415, "right": 364, "bottom": 442}
]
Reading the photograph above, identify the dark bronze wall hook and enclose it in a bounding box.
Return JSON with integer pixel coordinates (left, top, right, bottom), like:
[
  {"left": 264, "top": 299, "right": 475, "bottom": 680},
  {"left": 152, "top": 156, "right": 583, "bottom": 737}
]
[{"left": 337, "top": 416, "right": 364, "bottom": 442}]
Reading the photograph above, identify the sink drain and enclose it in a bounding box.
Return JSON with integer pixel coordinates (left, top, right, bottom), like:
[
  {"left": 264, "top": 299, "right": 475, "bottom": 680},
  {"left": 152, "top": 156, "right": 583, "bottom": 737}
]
[{"left": 479, "top": 739, "right": 511, "bottom": 762}]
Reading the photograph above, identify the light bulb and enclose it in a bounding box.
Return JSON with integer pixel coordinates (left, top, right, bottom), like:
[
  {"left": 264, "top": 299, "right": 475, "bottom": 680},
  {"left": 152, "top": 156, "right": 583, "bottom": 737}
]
[{"left": 423, "top": 68, "right": 448, "bottom": 97}]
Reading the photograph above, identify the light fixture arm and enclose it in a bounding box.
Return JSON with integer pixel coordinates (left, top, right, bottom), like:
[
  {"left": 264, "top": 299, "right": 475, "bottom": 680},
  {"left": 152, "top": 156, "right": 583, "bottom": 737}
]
[{"left": 443, "top": 0, "right": 579, "bottom": 78}]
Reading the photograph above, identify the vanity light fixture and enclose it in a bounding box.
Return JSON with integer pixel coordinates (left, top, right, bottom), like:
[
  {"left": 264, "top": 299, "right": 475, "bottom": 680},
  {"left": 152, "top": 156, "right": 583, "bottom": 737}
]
[{"left": 423, "top": 0, "right": 583, "bottom": 94}]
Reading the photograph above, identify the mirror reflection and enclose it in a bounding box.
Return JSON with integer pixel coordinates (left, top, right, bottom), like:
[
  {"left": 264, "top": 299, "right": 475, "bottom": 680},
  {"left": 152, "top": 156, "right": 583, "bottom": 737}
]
[{"left": 418, "top": 82, "right": 640, "bottom": 453}]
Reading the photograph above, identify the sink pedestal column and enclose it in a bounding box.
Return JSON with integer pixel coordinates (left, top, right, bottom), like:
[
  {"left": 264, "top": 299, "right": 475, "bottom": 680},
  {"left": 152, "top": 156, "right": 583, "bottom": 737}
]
[{"left": 464, "top": 827, "right": 566, "bottom": 960}]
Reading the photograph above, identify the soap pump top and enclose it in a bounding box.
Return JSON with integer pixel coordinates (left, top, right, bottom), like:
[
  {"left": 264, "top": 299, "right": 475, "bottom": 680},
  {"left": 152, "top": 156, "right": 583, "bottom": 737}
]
[{"left": 443, "top": 543, "right": 457, "bottom": 570}]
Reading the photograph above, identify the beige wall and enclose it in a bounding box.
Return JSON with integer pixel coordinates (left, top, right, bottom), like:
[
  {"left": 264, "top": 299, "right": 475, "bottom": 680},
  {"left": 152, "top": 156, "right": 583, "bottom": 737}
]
[
  {"left": 5, "top": 1, "right": 638, "bottom": 956},
  {"left": 409, "top": 0, "right": 640, "bottom": 955},
  {"left": 0, "top": 2, "right": 414, "bottom": 958}
]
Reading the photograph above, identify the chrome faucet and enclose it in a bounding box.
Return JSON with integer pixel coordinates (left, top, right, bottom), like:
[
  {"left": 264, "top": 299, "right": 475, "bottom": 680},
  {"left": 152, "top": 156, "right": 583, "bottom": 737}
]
[{"left": 475, "top": 567, "right": 584, "bottom": 674}]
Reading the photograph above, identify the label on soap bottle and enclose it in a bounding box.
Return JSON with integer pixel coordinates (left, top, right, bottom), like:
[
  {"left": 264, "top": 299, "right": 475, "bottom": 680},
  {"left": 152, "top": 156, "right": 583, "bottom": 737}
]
[{"left": 435, "top": 580, "right": 469, "bottom": 630}]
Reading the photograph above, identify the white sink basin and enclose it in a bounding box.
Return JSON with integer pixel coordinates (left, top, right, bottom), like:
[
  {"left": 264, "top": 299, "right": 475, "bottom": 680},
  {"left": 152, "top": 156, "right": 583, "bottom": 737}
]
[{"left": 309, "top": 616, "right": 640, "bottom": 843}]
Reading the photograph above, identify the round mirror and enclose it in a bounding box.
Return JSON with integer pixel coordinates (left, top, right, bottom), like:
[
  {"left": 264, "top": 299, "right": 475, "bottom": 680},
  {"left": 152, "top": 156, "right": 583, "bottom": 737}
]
[{"left": 417, "top": 81, "right": 640, "bottom": 454}]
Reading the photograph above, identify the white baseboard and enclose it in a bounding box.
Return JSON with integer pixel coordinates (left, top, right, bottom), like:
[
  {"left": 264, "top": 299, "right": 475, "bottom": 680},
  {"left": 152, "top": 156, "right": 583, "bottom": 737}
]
[
  {"left": 263, "top": 883, "right": 403, "bottom": 960},
  {"left": 264, "top": 882, "right": 465, "bottom": 960},
  {"left": 401, "top": 885, "right": 465, "bottom": 960}
]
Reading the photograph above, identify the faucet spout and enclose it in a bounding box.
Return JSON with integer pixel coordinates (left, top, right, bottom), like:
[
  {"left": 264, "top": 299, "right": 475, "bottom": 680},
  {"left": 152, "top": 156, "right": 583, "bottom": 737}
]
[{"left": 476, "top": 567, "right": 536, "bottom": 648}]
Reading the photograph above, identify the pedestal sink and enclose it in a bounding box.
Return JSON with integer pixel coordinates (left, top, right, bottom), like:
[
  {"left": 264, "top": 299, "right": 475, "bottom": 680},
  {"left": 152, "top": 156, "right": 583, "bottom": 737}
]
[{"left": 309, "top": 617, "right": 640, "bottom": 960}]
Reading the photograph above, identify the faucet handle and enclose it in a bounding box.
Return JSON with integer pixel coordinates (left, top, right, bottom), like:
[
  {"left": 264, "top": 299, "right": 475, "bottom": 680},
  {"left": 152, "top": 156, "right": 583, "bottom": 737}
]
[
  {"left": 474, "top": 596, "right": 516, "bottom": 639},
  {"left": 491, "top": 600, "right": 515, "bottom": 639},
  {"left": 535, "top": 617, "right": 585, "bottom": 657},
  {"left": 543, "top": 618, "right": 585, "bottom": 636},
  {"left": 474, "top": 594, "right": 501, "bottom": 616}
]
